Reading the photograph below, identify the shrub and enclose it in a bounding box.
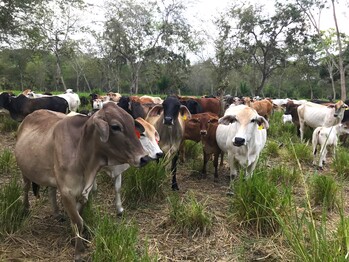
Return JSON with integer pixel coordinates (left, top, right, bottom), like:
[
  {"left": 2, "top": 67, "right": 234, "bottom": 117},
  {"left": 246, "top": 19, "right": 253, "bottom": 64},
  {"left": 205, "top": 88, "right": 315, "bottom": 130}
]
[{"left": 167, "top": 191, "right": 212, "bottom": 236}]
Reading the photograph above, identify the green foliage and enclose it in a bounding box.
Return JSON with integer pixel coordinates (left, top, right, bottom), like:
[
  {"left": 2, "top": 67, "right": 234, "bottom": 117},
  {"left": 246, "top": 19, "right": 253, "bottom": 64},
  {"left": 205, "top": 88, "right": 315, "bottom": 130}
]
[
  {"left": 310, "top": 175, "right": 338, "bottom": 210},
  {"left": 122, "top": 160, "right": 168, "bottom": 207},
  {"left": 230, "top": 171, "right": 290, "bottom": 235},
  {"left": 182, "top": 140, "right": 202, "bottom": 160},
  {"left": 0, "top": 149, "right": 17, "bottom": 175},
  {"left": 267, "top": 112, "right": 298, "bottom": 142},
  {"left": 0, "top": 174, "right": 27, "bottom": 237},
  {"left": 167, "top": 192, "right": 212, "bottom": 236},
  {"left": 268, "top": 165, "right": 300, "bottom": 187},
  {"left": 92, "top": 214, "right": 156, "bottom": 262}
]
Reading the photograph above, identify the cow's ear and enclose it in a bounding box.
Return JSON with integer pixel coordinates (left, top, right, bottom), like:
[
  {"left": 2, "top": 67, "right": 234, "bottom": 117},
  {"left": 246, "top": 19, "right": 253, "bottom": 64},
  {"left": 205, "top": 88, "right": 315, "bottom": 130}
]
[
  {"left": 180, "top": 105, "right": 191, "bottom": 121},
  {"left": 146, "top": 105, "right": 163, "bottom": 118},
  {"left": 218, "top": 115, "right": 236, "bottom": 125},
  {"left": 93, "top": 116, "right": 109, "bottom": 142},
  {"left": 134, "top": 119, "right": 145, "bottom": 134},
  {"left": 256, "top": 116, "right": 269, "bottom": 130}
]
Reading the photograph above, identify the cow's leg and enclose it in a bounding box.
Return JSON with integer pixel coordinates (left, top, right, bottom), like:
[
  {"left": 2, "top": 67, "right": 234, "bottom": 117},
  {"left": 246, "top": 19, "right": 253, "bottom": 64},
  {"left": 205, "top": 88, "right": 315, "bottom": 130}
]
[
  {"left": 219, "top": 152, "right": 224, "bottom": 166},
  {"left": 299, "top": 121, "right": 305, "bottom": 141},
  {"left": 246, "top": 158, "right": 259, "bottom": 179},
  {"left": 201, "top": 149, "right": 209, "bottom": 179},
  {"left": 48, "top": 187, "right": 61, "bottom": 218},
  {"left": 60, "top": 191, "right": 85, "bottom": 261},
  {"left": 171, "top": 152, "right": 179, "bottom": 190},
  {"left": 213, "top": 151, "right": 220, "bottom": 182},
  {"left": 114, "top": 174, "right": 124, "bottom": 215},
  {"left": 312, "top": 144, "right": 318, "bottom": 166},
  {"left": 227, "top": 152, "right": 237, "bottom": 179},
  {"left": 179, "top": 141, "right": 185, "bottom": 163},
  {"left": 22, "top": 176, "right": 31, "bottom": 212},
  {"left": 319, "top": 145, "right": 327, "bottom": 168}
]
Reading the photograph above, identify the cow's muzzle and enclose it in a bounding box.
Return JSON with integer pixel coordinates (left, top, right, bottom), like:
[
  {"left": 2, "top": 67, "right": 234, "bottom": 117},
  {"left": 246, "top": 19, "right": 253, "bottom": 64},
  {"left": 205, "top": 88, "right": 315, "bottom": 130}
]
[
  {"left": 233, "top": 137, "right": 245, "bottom": 147},
  {"left": 164, "top": 117, "right": 174, "bottom": 125},
  {"left": 156, "top": 152, "right": 164, "bottom": 159},
  {"left": 140, "top": 155, "right": 151, "bottom": 167},
  {"left": 200, "top": 130, "right": 207, "bottom": 136}
]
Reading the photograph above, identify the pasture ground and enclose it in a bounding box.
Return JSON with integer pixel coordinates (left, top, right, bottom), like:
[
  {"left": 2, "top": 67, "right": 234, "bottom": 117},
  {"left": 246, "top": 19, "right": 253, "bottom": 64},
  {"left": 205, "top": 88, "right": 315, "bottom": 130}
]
[{"left": 0, "top": 112, "right": 348, "bottom": 261}]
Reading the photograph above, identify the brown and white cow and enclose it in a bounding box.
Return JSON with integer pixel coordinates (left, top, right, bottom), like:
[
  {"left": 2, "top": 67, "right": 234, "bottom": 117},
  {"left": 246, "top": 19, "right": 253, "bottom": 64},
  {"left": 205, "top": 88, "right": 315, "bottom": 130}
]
[
  {"left": 297, "top": 100, "right": 348, "bottom": 141},
  {"left": 180, "top": 112, "right": 222, "bottom": 180},
  {"left": 15, "top": 102, "right": 150, "bottom": 261},
  {"left": 146, "top": 95, "right": 191, "bottom": 190}
]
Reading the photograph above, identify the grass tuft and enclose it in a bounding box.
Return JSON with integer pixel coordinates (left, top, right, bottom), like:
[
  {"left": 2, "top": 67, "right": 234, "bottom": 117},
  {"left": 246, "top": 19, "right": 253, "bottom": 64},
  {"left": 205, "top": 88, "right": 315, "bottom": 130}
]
[{"left": 310, "top": 175, "right": 338, "bottom": 211}]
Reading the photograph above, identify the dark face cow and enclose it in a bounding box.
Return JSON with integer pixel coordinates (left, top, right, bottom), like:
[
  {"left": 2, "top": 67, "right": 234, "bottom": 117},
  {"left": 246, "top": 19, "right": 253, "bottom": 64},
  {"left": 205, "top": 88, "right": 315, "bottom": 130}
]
[
  {"left": 146, "top": 95, "right": 191, "bottom": 190},
  {"left": 15, "top": 103, "right": 150, "bottom": 261}
]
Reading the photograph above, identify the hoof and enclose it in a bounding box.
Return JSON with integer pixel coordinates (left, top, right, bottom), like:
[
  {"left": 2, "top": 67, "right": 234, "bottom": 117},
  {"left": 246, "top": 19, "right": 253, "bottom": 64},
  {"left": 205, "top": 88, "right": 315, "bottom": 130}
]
[
  {"left": 172, "top": 184, "right": 179, "bottom": 191},
  {"left": 226, "top": 190, "right": 234, "bottom": 196}
]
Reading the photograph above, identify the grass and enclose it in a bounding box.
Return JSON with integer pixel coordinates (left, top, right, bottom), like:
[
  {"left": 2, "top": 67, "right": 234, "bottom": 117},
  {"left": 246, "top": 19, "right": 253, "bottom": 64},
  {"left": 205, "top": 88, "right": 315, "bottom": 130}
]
[
  {"left": 122, "top": 159, "right": 168, "bottom": 207},
  {"left": 0, "top": 173, "right": 27, "bottom": 237},
  {"left": 332, "top": 148, "right": 349, "bottom": 178},
  {"left": 0, "top": 149, "right": 17, "bottom": 175},
  {"left": 0, "top": 115, "right": 19, "bottom": 132},
  {"left": 310, "top": 174, "right": 338, "bottom": 211},
  {"left": 229, "top": 170, "right": 291, "bottom": 236},
  {"left": 167, "top": 191, "right": 212, "bottom": 236}
]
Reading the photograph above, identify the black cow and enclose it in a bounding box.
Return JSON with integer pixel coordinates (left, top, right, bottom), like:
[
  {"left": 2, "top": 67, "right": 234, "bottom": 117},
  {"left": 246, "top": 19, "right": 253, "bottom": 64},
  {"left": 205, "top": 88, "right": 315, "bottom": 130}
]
[
  {"left": 118, "top": 96, "right": 146, "bottom": 119},
  {"left": 180, "top": 99, "right": 203, "bottom": 114},
  {"left": 0, "top": 93, "right": 69, "bottom": 121}
]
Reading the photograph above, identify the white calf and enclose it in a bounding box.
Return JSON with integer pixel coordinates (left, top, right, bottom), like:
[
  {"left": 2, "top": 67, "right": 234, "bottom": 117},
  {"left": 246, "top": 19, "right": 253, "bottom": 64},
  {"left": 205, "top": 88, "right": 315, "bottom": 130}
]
[{"left": 312, "top": 123, "right": 349, "bottom": 168}]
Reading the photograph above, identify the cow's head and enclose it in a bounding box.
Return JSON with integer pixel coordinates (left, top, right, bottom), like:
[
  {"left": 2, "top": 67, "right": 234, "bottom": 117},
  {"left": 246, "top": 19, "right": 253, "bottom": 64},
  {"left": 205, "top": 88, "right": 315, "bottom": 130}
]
[
  {"left": 0, "top": 92, "right": 12, "bottom": 110},
  {"left": 147, "top": 96, "right": 191, "bottom": 126},
  {"left": 135, "top": 117, "right": 163, "bottom": 160},
  {"left": 219, "top": 106, "right": 269, "bottom": 147},
  {"left": 187, "top": 113, "right": 219, "bottom": 137},
  {"left": 331, "top": 100, "right": 348, "bottom": 118},
  {"left": 92, "top": 102, "right": 150, "bottom": 167}
]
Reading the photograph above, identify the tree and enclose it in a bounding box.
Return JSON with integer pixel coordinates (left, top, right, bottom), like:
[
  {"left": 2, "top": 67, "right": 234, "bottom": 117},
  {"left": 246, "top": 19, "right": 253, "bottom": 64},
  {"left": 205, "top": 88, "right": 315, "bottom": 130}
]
[
  {"left": 23, "top": 0, "right": 86, "bottom": 91},
  {"left": 103, "top": 0, "right": 198, "bottom": 94},
  {"left": 293, "top": 0, "right": 349, "bottom": 100},
  {"left": 0, "top": 0, "right": 42, "bottom": 45},
  {"left": 214, "top": 2, "right": 307, "bottom": 96}
]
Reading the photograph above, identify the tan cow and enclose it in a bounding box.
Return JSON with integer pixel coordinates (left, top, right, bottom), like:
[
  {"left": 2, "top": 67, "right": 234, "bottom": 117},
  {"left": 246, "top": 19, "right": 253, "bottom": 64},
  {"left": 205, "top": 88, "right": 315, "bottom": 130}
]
[{"left": 15, "top": 102, "right": 150, "bottom": 261}]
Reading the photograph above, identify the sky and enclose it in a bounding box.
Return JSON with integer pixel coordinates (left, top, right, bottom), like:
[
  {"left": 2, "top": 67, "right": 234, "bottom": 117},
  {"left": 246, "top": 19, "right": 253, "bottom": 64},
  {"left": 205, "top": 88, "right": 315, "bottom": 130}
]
[{"left": 82, "top": 0, "right": 349, "bottom": 62}]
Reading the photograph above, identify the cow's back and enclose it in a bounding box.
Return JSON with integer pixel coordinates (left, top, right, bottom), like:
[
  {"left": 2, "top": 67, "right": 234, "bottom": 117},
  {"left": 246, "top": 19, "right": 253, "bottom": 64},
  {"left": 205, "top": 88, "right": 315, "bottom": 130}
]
[
  {"left": 15, "top": 110, "right": 66, "bottom": 187},
  {"left": 300, "top": 102, "right": 335, "bottom": 128}
]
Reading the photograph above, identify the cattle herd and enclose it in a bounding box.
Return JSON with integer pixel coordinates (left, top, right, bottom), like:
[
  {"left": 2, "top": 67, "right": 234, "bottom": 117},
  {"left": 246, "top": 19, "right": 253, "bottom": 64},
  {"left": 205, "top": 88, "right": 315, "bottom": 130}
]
[{"left": 1, "top": 89, "right": 349, "bottom": 260}]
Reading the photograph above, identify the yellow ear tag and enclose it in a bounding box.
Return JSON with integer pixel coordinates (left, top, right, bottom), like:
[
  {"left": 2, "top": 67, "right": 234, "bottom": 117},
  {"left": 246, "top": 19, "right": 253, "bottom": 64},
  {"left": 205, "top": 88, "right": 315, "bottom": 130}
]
[
  {"left": 182, "top": 115, "right": 187, "bottom": 121},
  {"left": 346, "top": 108, "right": 349, "bottom": 110},
  {"left": 258, "top": 125, "right": 263, "bottom": 130}
]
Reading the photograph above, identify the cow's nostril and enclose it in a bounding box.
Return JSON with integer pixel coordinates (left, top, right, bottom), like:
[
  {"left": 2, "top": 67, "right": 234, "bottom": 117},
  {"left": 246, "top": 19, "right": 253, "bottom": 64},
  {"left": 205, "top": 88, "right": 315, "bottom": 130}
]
[
  {"left": 233, "top": 137, "right": 245, "bottom": 147},
  {"left": 156, "top": 152, "right": 164, "bottom": 159},
  {"left": 164, "top": 116, "right": 173, "bottom": 125},
  {"left": 200, "top": 130, "right": 207, "bottom": 135},
  {"left": 140, "top": 156, "right": 151, "bottom": 167}
]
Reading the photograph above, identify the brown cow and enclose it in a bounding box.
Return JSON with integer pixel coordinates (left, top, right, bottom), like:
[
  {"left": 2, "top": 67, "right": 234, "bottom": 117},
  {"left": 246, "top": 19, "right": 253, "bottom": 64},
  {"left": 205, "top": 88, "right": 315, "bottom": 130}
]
[
  {"left": 285, "top": 100, "right": 301, "bottom": 136},
  {"left": 15, "top": 103, "right": 150, "bottom": 261},
  {"left": 179, "top": 96, "right": 221, "bottom": 115},
  {"left": 180, "top": 112, "right": 222, "bottom": 180}
]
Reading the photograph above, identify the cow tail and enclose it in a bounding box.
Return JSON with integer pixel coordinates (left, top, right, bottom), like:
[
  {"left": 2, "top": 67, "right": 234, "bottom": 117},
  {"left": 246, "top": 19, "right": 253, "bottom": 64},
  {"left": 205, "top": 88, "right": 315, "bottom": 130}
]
[{"left": 32, "top": 182, "right": 40, "bottom": 198}]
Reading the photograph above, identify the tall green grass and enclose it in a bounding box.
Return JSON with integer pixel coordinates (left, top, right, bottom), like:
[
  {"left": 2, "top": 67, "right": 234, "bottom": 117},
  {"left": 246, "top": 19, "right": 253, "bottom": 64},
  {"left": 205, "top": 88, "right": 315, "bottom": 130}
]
[
  {"left": 122, "top": 159, "right": 168, "bottom": 207},
  {"left": 310, "top": 175, "right": 338, "bottom": 211},
  {"left": 0, "top": 149, "right": 17, "bottom": 175},
  {"left": 0, "top": 115, "right": 19, "bottom": 132},
  {"left": 0, "top": 174, "right": 27, "bottom": 236},
  {"left": 229, "top": 171, "right": 291, "bottom": 236},
  {"left": 167, "top": 191, "right": 212, "bottom": 236},
  {"left": 332, "top": 148, "right": 349, "bottom": 178},
  {"left": 92, "top": 217, "right": 155, "bottom": 261}
]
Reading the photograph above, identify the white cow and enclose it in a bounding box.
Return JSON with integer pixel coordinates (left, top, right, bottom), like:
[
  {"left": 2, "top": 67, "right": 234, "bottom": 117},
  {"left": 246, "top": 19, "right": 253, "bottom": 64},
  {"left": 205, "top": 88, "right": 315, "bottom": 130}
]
[
  {"left": 95, "top": 117, "right": 163, "bottom": 215},
  {"left": 216, "top": 104, "right": 269, "bottom": 179},
  {"left": 312, "top": 123, "right": 349, "bottom": 168},
  {"left": 297, "top": 100, "right": 348, "bottom": 141},
  {"left": 282, "top": 114, "right": 293, "bottom": 124},
  {"left": 57, "top": 89, "right": 81, "bottom": 112}
]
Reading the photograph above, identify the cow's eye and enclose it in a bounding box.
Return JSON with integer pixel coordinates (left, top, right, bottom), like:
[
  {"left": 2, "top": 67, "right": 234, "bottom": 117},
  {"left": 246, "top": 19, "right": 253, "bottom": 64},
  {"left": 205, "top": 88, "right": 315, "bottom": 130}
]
[
  {"left": 140, "top": 133, "right": 146, "bottom": 137},
  {"left": 110, "top": 125, "right": 121, "bottom": 132},
  {"left": 251, "top": 119, "right": 256, "bottom": 123}
]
